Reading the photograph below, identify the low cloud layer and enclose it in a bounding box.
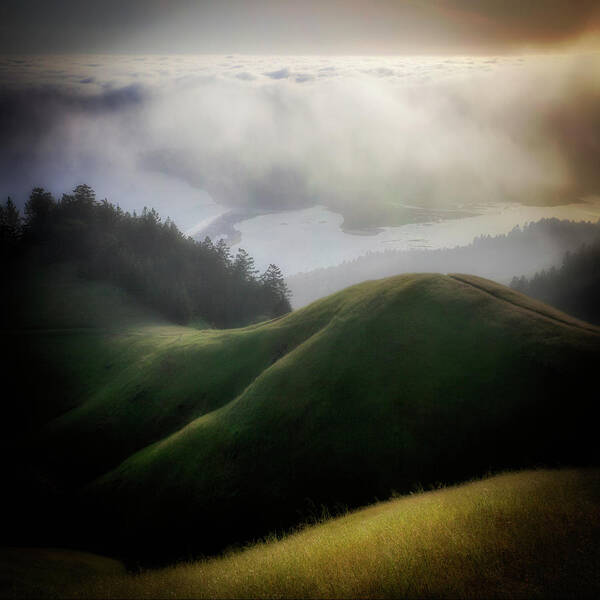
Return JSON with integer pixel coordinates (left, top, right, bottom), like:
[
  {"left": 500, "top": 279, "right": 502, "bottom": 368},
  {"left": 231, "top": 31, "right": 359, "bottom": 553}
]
[{"left": 1, "top": 53, "right": 599, "bottom": 230}]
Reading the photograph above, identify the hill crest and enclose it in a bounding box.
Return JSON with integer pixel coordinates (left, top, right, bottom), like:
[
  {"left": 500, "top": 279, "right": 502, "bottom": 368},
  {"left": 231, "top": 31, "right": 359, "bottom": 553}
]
[{"left": 74, "top": 273, "right": 600, "bottom": 563}]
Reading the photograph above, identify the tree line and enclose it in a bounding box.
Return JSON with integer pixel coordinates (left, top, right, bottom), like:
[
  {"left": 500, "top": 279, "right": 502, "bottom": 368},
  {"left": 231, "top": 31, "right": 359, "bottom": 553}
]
[
  {"left": 510, "top": 240, "right": 600, "bottom": 325},
  {"left": 1, "top": 185, "right": 291, "bottom": 327},
  {"left": 286, "top": 218, "right": 600, "bottom": 308}
]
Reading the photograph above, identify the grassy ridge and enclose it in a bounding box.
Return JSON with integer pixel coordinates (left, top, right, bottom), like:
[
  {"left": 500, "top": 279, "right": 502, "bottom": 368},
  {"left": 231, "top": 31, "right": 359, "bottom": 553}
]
[
  {"left": 4, "top": 469, "right": 600, "bottom": 598},
  {"left": 5, "top": 272, "right": 600, "bottom": 563},
  {"left": 87, "top": 274, "right": 600, "bottom": 562},
  {"left": 449, "top": 273, "right": 600, "bottom": 333}
]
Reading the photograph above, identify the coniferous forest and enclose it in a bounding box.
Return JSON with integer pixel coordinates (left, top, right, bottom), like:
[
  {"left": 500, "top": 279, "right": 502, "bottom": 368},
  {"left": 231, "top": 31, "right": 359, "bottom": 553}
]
[
  {"left": 0, "top": 185, "right": 291, "bottom": 328},
  {"left": 286, "top": 219, "right": 600, "bottom": 309},
  {"left": 510, "top": 241, "right": 600, "bottom": 325}
]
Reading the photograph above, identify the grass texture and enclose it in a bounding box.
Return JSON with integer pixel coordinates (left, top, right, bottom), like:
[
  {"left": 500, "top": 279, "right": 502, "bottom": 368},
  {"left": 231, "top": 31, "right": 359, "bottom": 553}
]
[
  {"left": 3, "top": 469, "right": 599, "bottom": 598},
  {"left": 3, "top": 272, "right": 600, "bottom": 564}
]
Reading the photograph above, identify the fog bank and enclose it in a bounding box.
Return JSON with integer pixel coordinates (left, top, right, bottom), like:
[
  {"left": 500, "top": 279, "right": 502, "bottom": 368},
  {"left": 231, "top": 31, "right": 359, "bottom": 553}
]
[{"left": 1, "top": 52, "right": 599, "bottom": 260}]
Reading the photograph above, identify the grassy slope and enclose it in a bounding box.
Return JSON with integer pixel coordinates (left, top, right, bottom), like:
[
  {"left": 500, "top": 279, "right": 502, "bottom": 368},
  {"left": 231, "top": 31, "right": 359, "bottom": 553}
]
[
  {"left": 2, "top": 264, "right": 168, "bottom": 429},
  {"left": 84, "top": 273, "right": 600, "bottom": 562},
  {"left": 31, "top": 274, "right": 347, "bottom": 482},
  {"left": 5, "top": 271, "right": 600, "bottom": 562},
  {"left": 17, "top": 270, "right": 598, "bottom": 479},
  {"left": 1, "top": 267, "right": 182, "bottom": 547},
  {"left": 4, "top": 267, "right": 353, "bottom": 547},
  {"left": 4, "top": 469, "right": 600, "bottom": 599}
]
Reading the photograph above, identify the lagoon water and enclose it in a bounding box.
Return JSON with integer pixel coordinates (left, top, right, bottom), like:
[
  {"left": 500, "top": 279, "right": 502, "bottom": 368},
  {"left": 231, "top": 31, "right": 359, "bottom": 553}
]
[{"left": 221, "top": 198, "right": 600, "bottom": 276}]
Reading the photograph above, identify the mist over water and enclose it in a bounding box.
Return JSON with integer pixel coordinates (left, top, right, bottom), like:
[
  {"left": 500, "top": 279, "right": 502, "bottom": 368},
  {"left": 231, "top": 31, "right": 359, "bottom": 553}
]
[
  {"left": 227, "top": 199, "right": 600, "bottom": 276},
  {"left": 1, "top": 52, "right": 599, "bottom": 275}
]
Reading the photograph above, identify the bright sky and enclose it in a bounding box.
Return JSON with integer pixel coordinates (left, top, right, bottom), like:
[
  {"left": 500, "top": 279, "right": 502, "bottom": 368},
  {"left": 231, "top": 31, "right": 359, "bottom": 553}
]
[{"left": 1, "top": 1, "right": 599, "bottom": 55}]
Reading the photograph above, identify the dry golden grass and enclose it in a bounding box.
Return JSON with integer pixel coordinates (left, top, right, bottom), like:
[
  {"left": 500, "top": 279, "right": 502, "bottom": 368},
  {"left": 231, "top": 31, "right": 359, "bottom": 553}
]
[{"left": 53, "top": 468, "right": 600, "bottom": 599}]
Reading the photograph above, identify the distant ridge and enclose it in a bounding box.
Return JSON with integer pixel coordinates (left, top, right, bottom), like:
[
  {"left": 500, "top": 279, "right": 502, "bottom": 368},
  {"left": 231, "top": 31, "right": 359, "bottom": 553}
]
[{"left": 286, "top": 218, "right": 600, "bottom": 308}]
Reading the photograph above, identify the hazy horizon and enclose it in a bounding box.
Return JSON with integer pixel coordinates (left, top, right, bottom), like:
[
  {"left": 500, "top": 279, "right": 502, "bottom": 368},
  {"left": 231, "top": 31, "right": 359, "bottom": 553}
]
[
  {"left": 2, "top": 2, "right": 600, "bottom": 278},
  {"left": 3, "top": 1, "right": 599, "bottom": 55}
]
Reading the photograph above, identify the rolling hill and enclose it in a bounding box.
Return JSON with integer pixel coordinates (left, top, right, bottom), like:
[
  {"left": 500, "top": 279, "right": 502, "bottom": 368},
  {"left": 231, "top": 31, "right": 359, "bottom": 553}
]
[
  {"left": 8, "top": 270, "right": 597, "bottom": 561},
  {"left": 3, "top": 469, "right": 600, "bottom": 598},
  {"left": 3, "top": 271, "right": 600, "bottom": 565}
]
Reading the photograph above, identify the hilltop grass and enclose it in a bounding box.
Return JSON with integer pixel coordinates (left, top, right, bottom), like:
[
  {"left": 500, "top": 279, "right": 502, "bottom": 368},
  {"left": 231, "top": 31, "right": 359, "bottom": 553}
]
[
  {"left": 88, "top": 273, "right": 600, "bottom": 562},
  {"left": 4, "top": 469, "right": 599, "bottom": 599},
  {"left": 4, "top": 271, "right": 600, "bottom": 563}
]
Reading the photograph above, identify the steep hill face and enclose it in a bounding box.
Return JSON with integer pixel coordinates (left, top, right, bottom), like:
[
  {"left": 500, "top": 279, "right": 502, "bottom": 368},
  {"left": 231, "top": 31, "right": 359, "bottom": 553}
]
[{"left": 73, "top": 273, "right": 600, "bottom": 564}]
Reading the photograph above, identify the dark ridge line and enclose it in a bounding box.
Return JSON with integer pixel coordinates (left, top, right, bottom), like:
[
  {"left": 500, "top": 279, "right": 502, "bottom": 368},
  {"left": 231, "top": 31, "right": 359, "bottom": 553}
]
[{"left": 448, "top": 274, "right": 600, "bottom": 336}]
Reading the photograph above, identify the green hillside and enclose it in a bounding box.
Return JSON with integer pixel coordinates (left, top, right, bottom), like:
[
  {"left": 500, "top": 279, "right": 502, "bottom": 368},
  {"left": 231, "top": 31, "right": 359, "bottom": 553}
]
[
  {"left": 5, "top": 272, "right": 600, "bottom": 564},
  {"left": 3, "top": 469, "right": 600, "bottom": 599},
  {"left": 2, "top": 265, "right": 171, "bottom": 439},
  {"left": 25, "top": 269, "right": 348, "bottom": 484},
  {"left": 85, "top": 273, "right": 599, "bottom": 563}
]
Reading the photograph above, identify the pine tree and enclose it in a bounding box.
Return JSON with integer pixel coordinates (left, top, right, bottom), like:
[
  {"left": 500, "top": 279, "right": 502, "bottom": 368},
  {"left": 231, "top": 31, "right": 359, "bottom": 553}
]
[
  {"left": 73, "top": 184, "right": 97, "bottom": 205},
  {"left": 24, "top": 188, "right": 55, "bottom": 231},
  {"left": 233, "top": 248, "right": 258, "bottom": 282},
  {"left": 261, "top": 263, "right": 292, "bottom": 316},
  {"left": 215, "top": 238, "right": 232, "bottom": 266},
  {"left": 0, "top": 197, "right": 21, "bottom": 242}
]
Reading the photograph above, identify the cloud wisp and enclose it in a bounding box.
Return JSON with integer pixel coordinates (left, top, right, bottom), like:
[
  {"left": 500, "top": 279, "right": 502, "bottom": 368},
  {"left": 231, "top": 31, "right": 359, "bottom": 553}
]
[{"left": 1, "top": 53, "right": 599, "bottom": 232}]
